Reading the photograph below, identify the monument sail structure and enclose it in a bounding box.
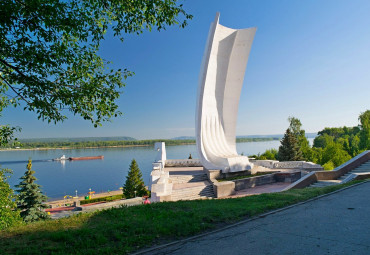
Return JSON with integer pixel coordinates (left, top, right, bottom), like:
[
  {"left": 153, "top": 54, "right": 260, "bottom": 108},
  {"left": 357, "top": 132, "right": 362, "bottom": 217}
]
[{"left": 196, "top": 13, "right": 256, "bottom": 173}]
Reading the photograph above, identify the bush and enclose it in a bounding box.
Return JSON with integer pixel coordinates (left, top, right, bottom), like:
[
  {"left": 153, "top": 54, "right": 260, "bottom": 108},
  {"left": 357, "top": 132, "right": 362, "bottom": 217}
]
[
  {"left": 0, "top": 168, "right": 22, "bottom": 230},
  {"left": 80, "top": 194, "right": 124, "bottom": 205},
  {"left": 323, "top": 161, "right": 335, "bottom": 170}
]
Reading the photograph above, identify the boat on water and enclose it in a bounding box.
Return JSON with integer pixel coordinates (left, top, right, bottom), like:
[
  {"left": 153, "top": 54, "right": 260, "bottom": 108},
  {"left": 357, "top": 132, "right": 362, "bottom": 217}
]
[
  {"left": 53, "top": 155, "right": 104, "bottom": 161},
  {"left": 69, "top": 156, "right": 104, "bottom": 161},
  {"left": 53, "top": 155, "right": 68, "bottom": 161}
]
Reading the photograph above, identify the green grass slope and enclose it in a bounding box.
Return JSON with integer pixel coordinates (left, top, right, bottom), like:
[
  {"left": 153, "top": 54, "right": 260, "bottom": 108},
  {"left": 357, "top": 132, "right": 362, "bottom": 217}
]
[{"left": 0, "top": 180, "right": 364, "bottom": 254}]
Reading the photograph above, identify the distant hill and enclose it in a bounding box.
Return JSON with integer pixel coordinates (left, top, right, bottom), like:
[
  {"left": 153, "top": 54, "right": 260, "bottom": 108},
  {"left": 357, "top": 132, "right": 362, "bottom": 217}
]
[
  {"left": 237, "top": 133, "right": 317, "bottom": 139},
  {"left": 173, "top": 133, "right": 317, "bottom": 140},
  {"left": 18, "top": 136, "right": 136, "bottom": 143},
  {"left": 171, "top": 136, "right": 196, "bottom": 140}
]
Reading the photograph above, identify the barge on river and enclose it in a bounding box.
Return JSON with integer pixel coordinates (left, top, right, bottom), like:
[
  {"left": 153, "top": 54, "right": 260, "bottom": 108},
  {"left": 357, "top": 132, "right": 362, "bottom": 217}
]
[{"left": 53, "top": 155, "right": 104, "bottom": 161}]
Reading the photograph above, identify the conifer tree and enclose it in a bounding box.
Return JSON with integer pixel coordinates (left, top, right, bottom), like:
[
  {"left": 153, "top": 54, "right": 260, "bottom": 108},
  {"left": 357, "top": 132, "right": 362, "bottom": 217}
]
[
  {"left": 123, "top": 159, "right": 148, "bottom": 199},
  {"left": 15, "top": 159, "right": 49, "bottom": 222},
  {"left": 0, "top": 168, "right": 21, "bottom": 230},
  {"left": 288, "top": 116, "right": 311, "bottom": 160},
  {"left": 278, "top": 128, "right": 304, "bottom": 161}
]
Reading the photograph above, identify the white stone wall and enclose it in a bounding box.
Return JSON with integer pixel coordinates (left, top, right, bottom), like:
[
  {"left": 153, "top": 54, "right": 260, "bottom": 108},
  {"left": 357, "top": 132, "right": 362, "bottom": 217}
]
[
  {"left": 252, "top": 160, "right": 323, "bottom": 171},
  {"left": 165, "top": 159, "right": 202, "bottom": 167}
]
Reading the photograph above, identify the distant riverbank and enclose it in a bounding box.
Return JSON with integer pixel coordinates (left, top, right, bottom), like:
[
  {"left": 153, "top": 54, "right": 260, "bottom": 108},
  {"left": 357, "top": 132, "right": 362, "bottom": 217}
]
[
  {"left": 0, "top": 144, "right": 187, "bottom": 152},
  {"left": 2, "top": 138, "right": 279, "bottom": 151}
]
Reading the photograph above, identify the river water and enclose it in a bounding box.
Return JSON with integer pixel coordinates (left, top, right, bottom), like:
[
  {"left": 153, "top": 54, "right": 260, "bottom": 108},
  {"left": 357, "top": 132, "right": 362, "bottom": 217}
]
[{"left": 0, "top": 139, "right": 313, "bottom": 199}]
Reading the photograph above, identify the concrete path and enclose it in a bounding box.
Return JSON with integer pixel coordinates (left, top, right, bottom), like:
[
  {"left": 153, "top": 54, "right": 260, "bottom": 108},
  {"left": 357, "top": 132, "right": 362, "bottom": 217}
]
[{"left": 139, "top": 181, "right": 370, "bottom": 255}]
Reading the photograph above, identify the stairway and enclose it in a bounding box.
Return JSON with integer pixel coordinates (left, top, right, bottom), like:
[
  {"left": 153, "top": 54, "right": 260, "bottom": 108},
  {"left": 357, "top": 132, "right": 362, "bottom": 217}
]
[
  {"left": 170, "top": 174, "right": 208, "bottom": 184},
  {"left": 309, "top": 180, "right": 341, "bottom": 188},
  {"left": 171, "top": 184, "right": 215, "bottom": 201},
  {"left": 169, "top": 172, "right": 215, "bottom": 201},
  {"left": 309, "top": 159, "right": 370, "bottom": 188}
]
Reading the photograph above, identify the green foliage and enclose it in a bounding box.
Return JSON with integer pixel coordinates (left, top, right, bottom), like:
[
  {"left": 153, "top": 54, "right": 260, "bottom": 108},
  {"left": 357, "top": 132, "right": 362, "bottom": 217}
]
[
  {"left": 253, "top": 111, "right": 369, "bottom": 169},
  {"left": 236, "top": 137, "right": 279, "bottom": 143},
  {"left": 0, "top": 168, "right": 22, "bottom": 230},
  {"left": 15, "top": 160, "right": 49, "bottom": 222},
  {"left": 359, "top": 110, "right": 370, "bottom": 150},
  {"left": 254, "top": 149, "right": 278, "bottom": 160},
  {"left": 288, "top": 116, "right": 312, "bottom": 160},
  {"left": 123, "top": 159, "right": 148, "bottom": 199},
  {"left": 80, "top": 194, "right": 124, "bottom": 205},
  {"left": 320, "top": 141, "right": 351, "bottom": 168},
  {"left": 0, "top": 179, "right": 365, "bottom": 254},
  {"left": 0, "top": 125, "right": 20, "bottom": 147},
  {"left": 322, "top": 161, "right": 335, "bottom": 170},
  {"left": 310, "top": 111, "right": 370, "bottom": 168},
  {"left": 313, "top": 133, "right": 334, "bottom": 148},
  {"left": 0, "top": 0, "right": 192, "bottom": 126},
  {"left": 278, "top": 128, "right": 304, "bottom": 161}
]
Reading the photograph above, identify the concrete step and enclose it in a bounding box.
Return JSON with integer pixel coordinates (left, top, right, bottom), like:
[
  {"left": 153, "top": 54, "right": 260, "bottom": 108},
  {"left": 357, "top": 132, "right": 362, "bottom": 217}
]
[
  {"left": 171, "top": 186, "right": 214, "bottom": 195},
  {"left": 352, "top": 169, "right": 370, "bottom": 173},
  {"left": 353, "top": 167, "right": 370, "bottom": 171},
  {"left": 172, "top": 195, "right": 215, "bottom": 201},
  {"left": 338, "top": 173, "right": 352, "bottom": 180},
  {"left": 170, "top": 174, "right": 208, "bottom": 184},
  {"left": 354, "top": 164, "right": 370, "bottom": 168},
  {"left": 170, "top": 174, "right": 207, "bottom": 178},
  {"left": 171, "top": 185, "right": 215, "bottom": 201},
  {"left": 172, "top": 196, "right": 213, "bottom": 202},
  {"left": 356, "top": 161, "right": 370, "bottom": 164},
  {"left": 310, "top": 180, "right": 340, "bottom": 188}
]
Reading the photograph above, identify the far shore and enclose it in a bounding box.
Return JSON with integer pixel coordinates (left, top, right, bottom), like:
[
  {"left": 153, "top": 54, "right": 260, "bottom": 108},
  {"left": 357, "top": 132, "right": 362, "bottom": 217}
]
[
  {"left": 0, "top": 143, "right": 197, "bottom": 152},
  {"left": 0, "top": 139, "right": 280, "bottom": 152}
]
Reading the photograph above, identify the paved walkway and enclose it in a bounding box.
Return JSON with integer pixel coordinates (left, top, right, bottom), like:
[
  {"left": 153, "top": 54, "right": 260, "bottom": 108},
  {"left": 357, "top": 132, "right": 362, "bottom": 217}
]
[
  {"left": 47, "top": 189, "right": 122, "bottom": 207},
  {"left": 139, "top": 181, "right": 370, "bottom": 255}
]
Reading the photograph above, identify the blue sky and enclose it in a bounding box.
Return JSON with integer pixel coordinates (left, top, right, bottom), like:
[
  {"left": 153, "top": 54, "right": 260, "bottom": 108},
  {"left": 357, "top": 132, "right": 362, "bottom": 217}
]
[{"left": 3, "top": 0, "right": 370, "bottom": 139}]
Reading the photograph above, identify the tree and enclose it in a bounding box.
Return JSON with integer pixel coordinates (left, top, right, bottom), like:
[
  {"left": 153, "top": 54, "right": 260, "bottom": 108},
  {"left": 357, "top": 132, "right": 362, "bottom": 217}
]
[
  {"left": 359, "top": 110, "right": 370, "bottom": 150},
  {"left": 288, "top": 116, "right": 311, "bottom": 160},
  {"left": 0, "top": 168, "right": 22, "bottom": 230},
  {"left": 320, "top": 142, "right": 351, "bottom": 170},
  {"left": 15, "top": 160, "right": 49, "bottom": 222},
  {"left": 123, "top": 159, "right": 148, "bottom": 199},
  {"left": 278, "top": 128, "right": 304, "bottom": 161},
  {"left": 313, "top": 134, "right": 334, "bottom": 149},
  {"left": 259, "top": 149, "right": 278, "bottom": 160},
  {"left": 0, "top": 0, "right": 192, "bottom": 135}
]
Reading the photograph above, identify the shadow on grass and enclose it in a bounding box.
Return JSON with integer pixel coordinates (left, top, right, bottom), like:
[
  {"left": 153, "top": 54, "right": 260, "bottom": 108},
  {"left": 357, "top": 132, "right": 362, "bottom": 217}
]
[{"left": 0, "top": 180, "right": 366, "bottom": 255}]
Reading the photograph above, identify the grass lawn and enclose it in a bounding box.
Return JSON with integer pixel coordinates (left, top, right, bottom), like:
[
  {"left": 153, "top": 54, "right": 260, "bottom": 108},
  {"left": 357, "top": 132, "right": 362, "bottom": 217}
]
[{"left": 0, "top": 180, "right": 365, "bottom": 254}]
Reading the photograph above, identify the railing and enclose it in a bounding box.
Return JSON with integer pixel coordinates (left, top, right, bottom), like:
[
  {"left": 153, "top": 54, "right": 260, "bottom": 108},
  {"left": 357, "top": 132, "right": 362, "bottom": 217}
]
[
  {"left": 284, "top": 150, "right": 370, "bottom": 190},
  {"left": 165, "top": 159, "right": 202, "bottom": 167},
  {"left": 251, "top": 160, "right": 323, "bottom": 171}
]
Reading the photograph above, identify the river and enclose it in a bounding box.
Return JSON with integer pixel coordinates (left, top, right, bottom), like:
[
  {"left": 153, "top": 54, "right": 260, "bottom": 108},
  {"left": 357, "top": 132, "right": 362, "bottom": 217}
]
[{"left": 0, "top": 139, "right": 314, "bottom": 199}]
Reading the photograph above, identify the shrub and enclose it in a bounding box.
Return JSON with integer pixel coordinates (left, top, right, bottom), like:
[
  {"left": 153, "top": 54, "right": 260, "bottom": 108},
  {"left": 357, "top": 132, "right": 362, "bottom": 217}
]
[
  {"left": 80, "top": 194, "right": 124, "bottom": 205},
  {"left": 0, "top": 168, "right": 22, "bottom": 230}
]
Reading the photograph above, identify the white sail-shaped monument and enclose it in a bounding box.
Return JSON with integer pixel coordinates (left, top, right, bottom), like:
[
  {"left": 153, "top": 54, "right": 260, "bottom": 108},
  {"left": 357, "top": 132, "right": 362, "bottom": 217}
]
[{"left": 196, "top": 13, "right": 256, "bottom": 173}]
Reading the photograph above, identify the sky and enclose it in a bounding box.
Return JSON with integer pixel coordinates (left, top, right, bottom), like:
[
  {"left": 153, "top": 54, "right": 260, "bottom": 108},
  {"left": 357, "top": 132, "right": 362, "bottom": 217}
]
[{"left": 3, "top": 0, "right": 370, "bottom": 140}]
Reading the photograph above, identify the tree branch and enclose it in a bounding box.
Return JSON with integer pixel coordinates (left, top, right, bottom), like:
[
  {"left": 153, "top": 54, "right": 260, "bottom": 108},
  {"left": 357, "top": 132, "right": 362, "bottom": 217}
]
[
  {"left": 0, "top": 76, "right": 31, "bottom": 105},
  {"left": 0, "top": 59, "right": 27, "bottom": 78}
]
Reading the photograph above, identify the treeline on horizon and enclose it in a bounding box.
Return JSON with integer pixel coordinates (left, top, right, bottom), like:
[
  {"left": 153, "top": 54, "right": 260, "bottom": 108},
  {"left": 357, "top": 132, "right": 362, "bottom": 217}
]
[
  {"left": 254, "top": 110, "right": 370, "bottom": 170},
  {"left": 4, "top": 137, "right": 279, "bottom": 149}
]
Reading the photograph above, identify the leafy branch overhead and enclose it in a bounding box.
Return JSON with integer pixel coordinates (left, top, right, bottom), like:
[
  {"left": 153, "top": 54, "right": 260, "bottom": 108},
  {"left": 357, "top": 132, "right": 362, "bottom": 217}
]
[{"left": 0, "top": 0, "right": 192, "bottom": 126}]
